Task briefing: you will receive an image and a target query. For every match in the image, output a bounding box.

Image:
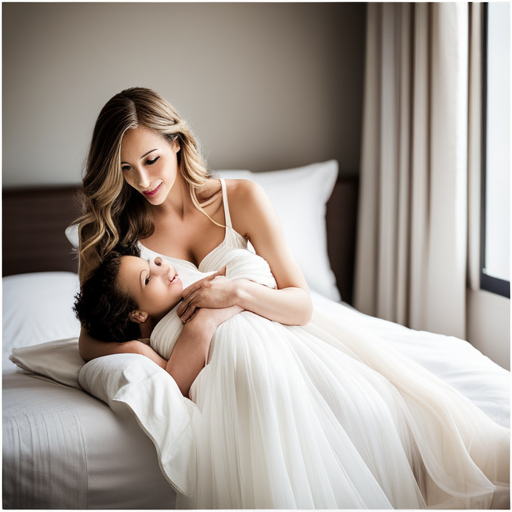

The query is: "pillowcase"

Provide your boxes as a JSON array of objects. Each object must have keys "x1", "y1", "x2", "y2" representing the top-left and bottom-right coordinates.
[
  {"x1": 3, "y1": 271, "x2": 81, "y2": 370},
  {"x1": 78, "y1": 354, "x2": 196, "y2": 496},
  {"x1": 10, "y1": 337, "x2": 83, "y2": 389},
  {"x1": 65, "y1": 161, "x2": 341, "y2": 301},
  {"x1": 217, "y1": 160, "x2": 340, "y2": 300}
]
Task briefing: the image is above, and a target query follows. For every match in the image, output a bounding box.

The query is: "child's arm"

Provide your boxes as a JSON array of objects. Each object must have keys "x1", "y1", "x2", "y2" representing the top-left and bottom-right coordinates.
[{"x1": 166, "y1": 305, "x2": 242, "y2": 397}]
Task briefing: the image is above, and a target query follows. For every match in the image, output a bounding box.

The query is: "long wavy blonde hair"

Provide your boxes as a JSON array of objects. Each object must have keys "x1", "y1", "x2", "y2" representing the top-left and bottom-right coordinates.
[{"x1": 76, "y1": 87, "x2": 212, "y2": 282}]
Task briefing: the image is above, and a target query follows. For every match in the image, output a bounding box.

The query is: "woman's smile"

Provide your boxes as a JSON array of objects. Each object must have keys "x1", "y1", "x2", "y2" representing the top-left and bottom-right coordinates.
[{"x1": 142, "y1": 181, "x2": 164, "y2": 196}]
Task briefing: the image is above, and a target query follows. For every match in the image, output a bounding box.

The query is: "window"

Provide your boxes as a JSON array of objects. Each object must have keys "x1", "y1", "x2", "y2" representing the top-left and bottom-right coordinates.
[{"x1": 481, "y1": 2, "x2": 510, "y2": 298}]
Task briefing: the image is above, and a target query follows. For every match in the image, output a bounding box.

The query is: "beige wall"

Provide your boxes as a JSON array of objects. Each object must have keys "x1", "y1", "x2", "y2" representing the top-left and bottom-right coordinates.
[
  {"x1": 467, "y1": 289, "x2": 510, "y2": 370},
  {"x1": 2, "y1": 2, "x2": 366, "y2": 187}
]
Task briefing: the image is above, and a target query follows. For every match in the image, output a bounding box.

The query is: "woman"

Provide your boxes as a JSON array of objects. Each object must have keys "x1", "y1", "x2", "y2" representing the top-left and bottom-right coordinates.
[
  {"x1": 77, "y1": 88, "x2": 509, "y2": 509},
  {"x1": 78, "y1": 87, "x2": 311, "y2": 392}
]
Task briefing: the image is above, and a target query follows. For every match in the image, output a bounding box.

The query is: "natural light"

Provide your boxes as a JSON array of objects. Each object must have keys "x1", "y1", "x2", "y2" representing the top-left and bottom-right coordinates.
[{"x1": 484, "y1": 2, "x2": 510, "y2": 282}]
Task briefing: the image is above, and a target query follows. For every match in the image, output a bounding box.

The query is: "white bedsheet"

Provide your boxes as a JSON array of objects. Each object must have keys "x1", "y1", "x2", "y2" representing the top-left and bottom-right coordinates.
[{"x1": 3, "y1": 370, "x2": 176, "y2": 509}]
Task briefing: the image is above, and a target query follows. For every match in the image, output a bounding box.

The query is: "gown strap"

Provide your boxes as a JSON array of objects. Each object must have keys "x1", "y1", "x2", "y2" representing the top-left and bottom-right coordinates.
[{"x1": 220, "y1": 178, "x2": 233, "y2": 229}]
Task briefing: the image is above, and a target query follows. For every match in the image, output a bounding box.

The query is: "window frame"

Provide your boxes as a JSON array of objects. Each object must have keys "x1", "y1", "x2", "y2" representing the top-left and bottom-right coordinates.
[{"x1": 480, "y1": 2, "x2": 510, "y2": 299}]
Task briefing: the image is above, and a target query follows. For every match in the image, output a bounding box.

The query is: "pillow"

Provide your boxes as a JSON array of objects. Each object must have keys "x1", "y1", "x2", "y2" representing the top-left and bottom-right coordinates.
[
  {"x1": 78, "y1": 354, "x2": 196, "y2": 496},
  {"x1": 65, "y1": 224, "x2": 79, "y2": 249},
  {"x1": 9, "y1": 337, "x2": 84, "y2": 389},
  {"x1": 65, "y1": 161, "x2": 340, "y2": 300},
  {"x1": 3, "y1": 272, "x2": 81, "y2": 369},
  {"x1": 217, "y1": 161, "x2": 340, "y2": 300}
]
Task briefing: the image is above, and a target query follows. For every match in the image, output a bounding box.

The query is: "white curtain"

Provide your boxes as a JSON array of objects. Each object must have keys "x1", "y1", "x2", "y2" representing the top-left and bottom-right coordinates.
[{"x1": 354, "y1": 3, "x2": 481, "y2": 340}]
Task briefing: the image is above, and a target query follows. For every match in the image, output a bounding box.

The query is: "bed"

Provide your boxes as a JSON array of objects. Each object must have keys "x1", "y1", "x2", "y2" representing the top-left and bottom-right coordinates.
[{"x1": 3, "y1": 161, "x2": 509, "y2": 509}]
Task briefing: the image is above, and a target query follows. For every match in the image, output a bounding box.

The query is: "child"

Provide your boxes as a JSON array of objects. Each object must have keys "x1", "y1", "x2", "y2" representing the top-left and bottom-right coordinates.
[
  {"x1": 73, "y1": 251, "x2": 180, "y2": 344},
  {"x1": 74, "y1": 248, "x2": 276, "y2": 354}
]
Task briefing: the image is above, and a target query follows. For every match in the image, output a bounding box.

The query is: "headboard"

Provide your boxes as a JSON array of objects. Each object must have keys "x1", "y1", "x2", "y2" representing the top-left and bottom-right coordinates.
[
  {"x1": 2, "y1": 178, "x2": 359, "y2": 304},
  {"x1": 2, "y1": 186, "x2": 81, "y2": 276}
]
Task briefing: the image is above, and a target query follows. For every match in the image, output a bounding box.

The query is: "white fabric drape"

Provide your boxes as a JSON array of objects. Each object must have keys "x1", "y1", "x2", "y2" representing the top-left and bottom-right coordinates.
[{"x1": 354, "y1": 3, "x2": 479, "y2": 339}]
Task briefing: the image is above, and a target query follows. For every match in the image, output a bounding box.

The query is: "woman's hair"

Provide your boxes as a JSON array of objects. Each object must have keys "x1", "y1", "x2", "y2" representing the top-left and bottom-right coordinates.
[
  {"x1": 73, "y1": 250, "x2": 142, "y2": 343},
  {"x1": 76, "y1": 87, "x2": 212, "y2": 282}
]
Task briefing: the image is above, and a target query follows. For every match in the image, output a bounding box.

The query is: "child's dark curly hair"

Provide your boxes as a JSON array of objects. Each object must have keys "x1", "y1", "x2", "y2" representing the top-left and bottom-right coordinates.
[{"x1": 74, "y1": 249, "x2": 141, "y2": 343}]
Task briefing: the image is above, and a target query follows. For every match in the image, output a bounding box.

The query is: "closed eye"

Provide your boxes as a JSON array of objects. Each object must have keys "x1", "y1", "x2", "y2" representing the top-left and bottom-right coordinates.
[
  {"x1": 122, "y1": 156, "x2": 158, "y2": 172},
  {"x1": 146, "y1": 156, "x2": 160, "y2": 166},
  {"x1": 144, "y1": 259, "x2": 151, "y2": 285}
]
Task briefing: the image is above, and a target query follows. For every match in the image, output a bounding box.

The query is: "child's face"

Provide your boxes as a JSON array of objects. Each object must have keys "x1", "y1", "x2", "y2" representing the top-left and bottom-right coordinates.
[{"x1": 118, "y1": 256, "x2": 183, "y2": 321}]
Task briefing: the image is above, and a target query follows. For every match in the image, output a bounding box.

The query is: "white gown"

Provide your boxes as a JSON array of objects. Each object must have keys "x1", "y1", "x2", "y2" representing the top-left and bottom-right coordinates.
[{"x1": 141, "y1": 180, "x2": 509, "y2": 509}]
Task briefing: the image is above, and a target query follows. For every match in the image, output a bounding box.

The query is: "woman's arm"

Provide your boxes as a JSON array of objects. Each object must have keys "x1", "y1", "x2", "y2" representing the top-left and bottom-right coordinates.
[
  {"x1": 79, "y1": 327, "x2": 168, "y2": 368},
  {"x1": 179, "y1": 277, "x2": 311, "y2": 326},
  {"x1": 178, "y1": 180, "x2": 313, "y2": 326}
]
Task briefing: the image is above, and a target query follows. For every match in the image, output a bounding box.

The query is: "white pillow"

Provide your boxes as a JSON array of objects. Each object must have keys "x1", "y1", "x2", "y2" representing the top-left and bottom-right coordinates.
[
  {"x1": 217, "y1": 160, "x2": 340, "y2": 300},
  {"x1": 10, "y1": 337, "x2": 83, "y2": 389},
  {"x1": 65, "y1": 161, "x2": 341, "y2": 301},
  {"x1": 3, "y1": 272, "x2": 81, "y2": 369},
  {"x1": 65, "y1": 224, "x2": 79, "y2": 249},
  {"x1": 78, "y1": 354, "x2": 196, "y2": 496}
]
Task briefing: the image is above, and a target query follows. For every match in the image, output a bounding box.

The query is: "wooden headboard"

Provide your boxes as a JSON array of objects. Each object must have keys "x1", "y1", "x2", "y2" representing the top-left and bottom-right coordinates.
[
  {"x1": 2, "y1": 186, "x2": 81, "y2": 276},
  {"x1": 2, "y1": 179, "x2": 359, "y2": 304},
  {"x1": 326, "y1": 177, "x2": 359, "y2": 305}
]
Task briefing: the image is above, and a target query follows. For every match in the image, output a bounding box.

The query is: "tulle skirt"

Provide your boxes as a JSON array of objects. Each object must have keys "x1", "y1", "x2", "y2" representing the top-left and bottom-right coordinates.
[{"x1": 178, "y1": 310, "x2": 509, "y2": 509}]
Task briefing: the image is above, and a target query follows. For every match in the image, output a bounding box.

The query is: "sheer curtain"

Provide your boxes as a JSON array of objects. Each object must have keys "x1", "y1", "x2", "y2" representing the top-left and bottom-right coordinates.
[{"x1": 354, "y1": 3, "x2": 480, "y2": 339}]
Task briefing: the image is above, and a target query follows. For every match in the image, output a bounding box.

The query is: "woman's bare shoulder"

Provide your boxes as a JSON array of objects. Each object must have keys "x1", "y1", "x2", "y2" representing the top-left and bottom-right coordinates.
[
  {"x1": 224, "y1": 179, "x2": 275, "y2": 236},
  {"x1": 224, "y1": 178, "x2": 265, "y2": 205}
]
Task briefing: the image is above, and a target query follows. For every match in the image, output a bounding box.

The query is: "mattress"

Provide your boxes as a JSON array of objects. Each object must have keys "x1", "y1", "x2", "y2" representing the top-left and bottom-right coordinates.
[{"x1": 3, "y1": 367, "x2": 177, "y2": 509}]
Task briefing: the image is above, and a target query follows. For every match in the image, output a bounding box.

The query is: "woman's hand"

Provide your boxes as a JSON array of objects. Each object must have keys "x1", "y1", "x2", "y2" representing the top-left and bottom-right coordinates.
[{"x1": 178, "y1": 266, "x2": 239, "y2": 323}]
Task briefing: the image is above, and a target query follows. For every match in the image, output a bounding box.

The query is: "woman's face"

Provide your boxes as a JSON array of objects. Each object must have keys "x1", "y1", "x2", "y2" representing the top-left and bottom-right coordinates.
[
  {"x1": 120, "y1": 126, "x2": 180, "y2": 205},
  {"x1": 118, "y1": 255, "x2": 183, "y2": 321}
]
